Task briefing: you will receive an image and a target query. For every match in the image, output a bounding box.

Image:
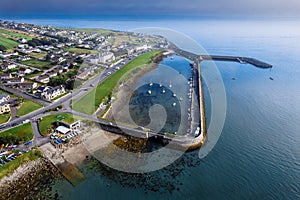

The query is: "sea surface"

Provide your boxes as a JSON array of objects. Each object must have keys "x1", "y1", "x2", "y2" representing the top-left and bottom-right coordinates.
[{"x1": 2, "y1": 17, "x2": 300, "y2": 199}]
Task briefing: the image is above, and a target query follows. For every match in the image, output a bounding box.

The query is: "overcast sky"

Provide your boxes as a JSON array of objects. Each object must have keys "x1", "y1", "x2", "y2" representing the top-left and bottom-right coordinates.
[{"x1": 1, "y1": 0, "x2": 300, "y2": 18}]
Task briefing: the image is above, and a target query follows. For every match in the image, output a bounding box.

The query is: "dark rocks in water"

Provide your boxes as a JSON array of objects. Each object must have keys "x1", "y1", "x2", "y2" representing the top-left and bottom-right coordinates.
[
  {"x1": 269, "y1": 77, "x2": 274, "y2": 80},
  {"x1": 232, "y1": 77, "x2": 236, "y2": 80}
]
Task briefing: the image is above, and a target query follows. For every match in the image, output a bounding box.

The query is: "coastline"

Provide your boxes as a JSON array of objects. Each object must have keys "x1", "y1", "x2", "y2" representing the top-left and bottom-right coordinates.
[
  {"x1": 0, "y1": 158, "x2": 61, "y2": 199},
  {"x1": 102, "y1": 51, "x2": 169, "y2": 120}
]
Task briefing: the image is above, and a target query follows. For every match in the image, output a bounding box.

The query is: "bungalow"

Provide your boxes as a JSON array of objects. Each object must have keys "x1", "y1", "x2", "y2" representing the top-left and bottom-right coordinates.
[
  {"x1": 0, "y1": 94, "x2": 10, "y2": 104},
  {"x1": 0, "y1": 73, "x2": 12, "y2": 80},
  {"x1": 7, "y1": 77, "x2": 24, "y2": 84},
  {"x1": 18, "y1": 82, "x2": 37, "y2": 91},
  {"x1": 19, "y1": 67, "x2": 32, "y2": 75},
  {"x1": 36, "y1": 75, "x2": 50, "y2": 83},
  {"x1": 0, "y1": 102, "x2": 10, "y2": 115}
]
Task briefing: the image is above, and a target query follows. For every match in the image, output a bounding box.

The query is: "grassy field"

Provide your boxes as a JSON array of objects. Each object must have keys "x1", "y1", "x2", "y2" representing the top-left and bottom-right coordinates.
[
  {"x1": 38, "y1": 113, "x2": 80, "y2": 136},
  {"x1": 0, "y1": 149, "x2": 41, "y2": 180},
  {"x1": 65, "y1": 47, "x2": 98, "y2": 55},
  {"x1": 70, "y1": 28, "x2": 116, "y2": 35},
  {"x1": 30, "y1": 51, "x2": 47, "y2": 59},
  {"x1": 0, "y1": 123, "x2": 34, "y2": 144},
  {"x1": 0, "y1": 36, "x2": 19, "y2": 50},
  {"x1": 73, "y1": 50, "x2": 162, "y2": 115},
  {"x1": 0, "y1": 113, "x2": 10, "y2": 124},
  {"x1": 0, "y1": 28, "x2": 33, "y2": 41},
  {"x1": 21, "y1": 58, "x2": 53, "y2": 70},
  {"x1": 18, "y1": 99, "x2": 43, "y2": 116}
]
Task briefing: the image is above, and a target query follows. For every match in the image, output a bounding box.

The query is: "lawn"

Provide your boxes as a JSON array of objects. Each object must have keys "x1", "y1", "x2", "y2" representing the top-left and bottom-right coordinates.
[
  {"x1": 0, "y1": 28, "x2": 33, "y2": 41},
  {"x1": 21, "y1": 58, "x2": 53, "y2": 70},
  {"x1": 70, "y1": 28, "x2": 116, "y2": 35},
  {"x1": 18, "y1": 99, "x2": 43, "y2": 116},
  {"x1": 66, "y1": 47, "x2": 98, "y2": 55},
  {"x1": 0, "y1": 149, "x2": 41, "y2": 180},
  {"x1": 38, "y1": 113, "x2": 81, "y2": 136},
  {"x1": 0, "y1": 113, "x2": 10, "y2": 124},
  {"x1": 0, "y1": 123, "x2": 34, "y2": 144},
  {"x1": 0, "y1": 36, "x2": 19, "y2": 50},
  {"x1": 73, "y1": 50, "x2": 163, "y2": 115}
]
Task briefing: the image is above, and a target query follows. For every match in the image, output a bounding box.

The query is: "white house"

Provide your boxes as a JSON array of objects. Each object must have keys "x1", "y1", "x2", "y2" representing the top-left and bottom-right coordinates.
[
  {"x1": 41, "y1": 85, "x2": 66, "y2": 101},
  {"x1": 0, "y1": 94, "x2": 10, "y2": 104}
]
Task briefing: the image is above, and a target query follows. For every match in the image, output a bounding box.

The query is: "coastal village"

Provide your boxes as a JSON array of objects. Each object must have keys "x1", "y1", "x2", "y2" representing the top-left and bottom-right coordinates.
[{"x1": 0, "y1": 19, "x2": 170, "y2": 187}]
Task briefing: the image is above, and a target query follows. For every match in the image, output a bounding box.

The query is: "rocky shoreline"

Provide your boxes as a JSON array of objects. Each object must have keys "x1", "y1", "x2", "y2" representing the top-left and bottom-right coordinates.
[{"x1": 0, "y1": 158, "x2": 62, "y2": 200}]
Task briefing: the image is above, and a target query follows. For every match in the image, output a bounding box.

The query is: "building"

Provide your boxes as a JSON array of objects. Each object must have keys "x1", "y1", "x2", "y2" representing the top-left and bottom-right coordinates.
[
  {"x1": 6, "y1": 77, "x2": 24, "y2": 84},
  {"x1": 0, "y1": 73, "x2": 12, "y2": 80},
  {"x1": 18, "y1": 82, "x2": 37, "y2": 91},
  {"x1": 60, "y1": 119, "x2": 81, "y2": 131},
  {"x1": 95, "y1": 52, "x2": 115, "y2": 64},
  {"x1": 55, "y1": 126, "x2": 71, "y2": 135},
  {"x1": 0, "y1": 102, "x2": 10, "y2": 114},
  {"x1": 41, "y1": 85, "x2": 66, "y2": 101},
  {"x1": 19, "y1": 67, "x2": 32, "y2": 75},
  {"x1": 36, "y1": 75, "x2": 50, "y2": 83},
  {"x1": 0, "y1": 94, "x2": 10, "y2": 104}
]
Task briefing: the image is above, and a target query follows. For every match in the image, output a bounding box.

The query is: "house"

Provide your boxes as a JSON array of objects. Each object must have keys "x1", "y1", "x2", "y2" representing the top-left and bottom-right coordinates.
[
  {"x1": 77, "y1": 71, "x2": 89, "y2": 80},
  {"x1": 6, "y1": 77, "x2": 24, "y2": 84},
  {"x1": 19, "y1": 67, "x2": 32, "y2": 75},
  {"x1": 36, "y1": 75, "x2": 50, "y2": 83},
  {"x1": 18, "y1": 82, "x2": 37, "y2": 91},
  {"x1": 0, "y1": 94, "x2": 10, "y2": 104},
  {"x1": 0, "y1": 102, "x2": 10, "y2": 114},
  {"x1": 41, "y1": 85, "x2": 66, "y2": 101},
  {"x1": 0, "y1": 73, "x2": 12, "y2": 80},
  {"x1": 46, "y1": 71, "x2": 58, "y2": 78},
  {"x1": 17, "y1": 38, "x2": 27, "y2": 44}
]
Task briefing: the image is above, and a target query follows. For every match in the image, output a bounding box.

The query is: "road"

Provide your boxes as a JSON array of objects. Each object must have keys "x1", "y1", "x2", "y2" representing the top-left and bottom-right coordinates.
[{"x1": 0, "y1": 85, "x2": 50, "y2": 106}]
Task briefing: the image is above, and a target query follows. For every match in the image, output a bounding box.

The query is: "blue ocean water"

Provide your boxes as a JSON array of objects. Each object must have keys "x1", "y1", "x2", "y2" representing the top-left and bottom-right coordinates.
[{"x1": 3, "y1": 17, "x2": 300, "y2": 199}]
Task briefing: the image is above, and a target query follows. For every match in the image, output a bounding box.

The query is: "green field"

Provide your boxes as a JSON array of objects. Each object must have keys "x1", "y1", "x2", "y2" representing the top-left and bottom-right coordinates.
[
  {"x1": 0, "y1": 149, "x2": 41, "y2": 180},
  {"x1": 21, "y1": 58, "x2": 53, "y2": 70},
  {"x1": 0, "y1": 123, "x2": 34, "y2": 144},
  {"x1": 18, "y1": 99, "x2": 43, "y2": 116},
  {"x1": 38, "y1": 113, "x2": 80, "y2": 136},
  {"x1": 66, "y1": 47, "x2": 98, "y2": 55},
  {"x1": 73, "y1": 50, "x2": 162, "y2": 115},
  {"x1": 0, "y1": 113, "x2": 10, "y2": 124},
  {"x1": 0, "y1": 28, "x2": 33, "y2": 41},
  {"x1": 70, "y1": 28, "x2": 116, "y2": 35},
  {"x1": 0, "y1": 36, "x2": 19, "y2": 50}
]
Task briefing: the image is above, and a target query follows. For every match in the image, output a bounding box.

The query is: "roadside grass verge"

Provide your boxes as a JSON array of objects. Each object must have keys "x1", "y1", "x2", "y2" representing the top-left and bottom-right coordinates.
[
  {"x1": 0, "y1": 123, "x2": 34, "y2": 144},
  {"x1": 72, "y1": 50, "x2": 163, "y2": 115},
  {"x1": 18, "y1": 99, "x2": 42, "y2": 116},
  {"x1": 0, "y1": 113, "x2": 10, "y2": 124}
]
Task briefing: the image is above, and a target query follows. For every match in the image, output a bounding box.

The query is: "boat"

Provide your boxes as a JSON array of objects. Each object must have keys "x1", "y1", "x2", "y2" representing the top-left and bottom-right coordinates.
[
  {"x1": 162, "y1": 88, "x2": 166, "y2": 94},
  {"x1": 172, "y1": 102, "x2": 176, "y2": 106},
  {"x1": 169, "y1": 80, "x2": 172, "y2": 88},
  {"x1": 232, "y1": 77, "x2": 236, "y2": 80},
  {"x1": 159, "y1": 82, "x2": 162, "y2": 87},
  {"x1": 180, "y1": 97, "x2": 183, "y2": 101},
  {"x1": 170, "y1": 56, "x2": 174, "y2": 60},
  {"x1": 269, "y1": 77, "x2": 274, "y2": 80},
  {"x1": 149, "y1": 80, "x2": 153, "y2": 87},
  {"x1": 173, "y1": 93, "x2": 176, "y2": 97},
  {"x1": 148, "y1": 90, "x2": 152, "y2": 95}
]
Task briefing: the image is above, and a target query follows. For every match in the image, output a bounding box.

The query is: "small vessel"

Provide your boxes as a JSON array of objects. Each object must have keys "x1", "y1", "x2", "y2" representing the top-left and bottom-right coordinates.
[
  {"x1": 148, "y1": 90, "x2": 152, "y2": 95},
  {"x1": 173, "y1": 93, "x2": 176, "y2": 97},
  {"x1": 170, "y1": 56, "x2": 174, "y2": 60},
  {"x1": 232, "y1": 77, "x2": 236, "y2": 80},
  {"x1": 269, "y1": 77, "x2": 274, "y2": 81},
  {"x1": 169, "y1": 80, "x2": 172, "y2": 88},
  {"x1": 180, "y1": 97, "x2": 183, "y2": 101},
  {"x1": 149, "y1": 81, "x2": 153, "y2": 87},
  {"x1": 159, "y1": 82, "x2": 162, "y2": 87},
  {"x1": 172, "y1": 102, "x2": 176, "y2": 106},
  {"x1": 162, "y1": 88, "x2": 166, "y2": 94}
]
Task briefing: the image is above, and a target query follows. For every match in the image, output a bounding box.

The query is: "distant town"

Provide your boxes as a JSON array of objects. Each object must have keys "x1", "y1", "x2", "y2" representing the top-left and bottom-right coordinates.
[{"x1": 0, "y1": 19, "x2": 170, "y2": 178}]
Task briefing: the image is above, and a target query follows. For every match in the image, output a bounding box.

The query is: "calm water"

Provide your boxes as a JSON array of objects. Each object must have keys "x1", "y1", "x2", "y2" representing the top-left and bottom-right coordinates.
[{"x1": 4, "y1": 18, "x2": 300, "y2": 199}]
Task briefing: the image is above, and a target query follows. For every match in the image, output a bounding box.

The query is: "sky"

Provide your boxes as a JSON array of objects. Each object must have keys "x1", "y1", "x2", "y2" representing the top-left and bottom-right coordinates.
[{"x1": 0, "y1": 0, "x2": 300, "y2": 18}]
